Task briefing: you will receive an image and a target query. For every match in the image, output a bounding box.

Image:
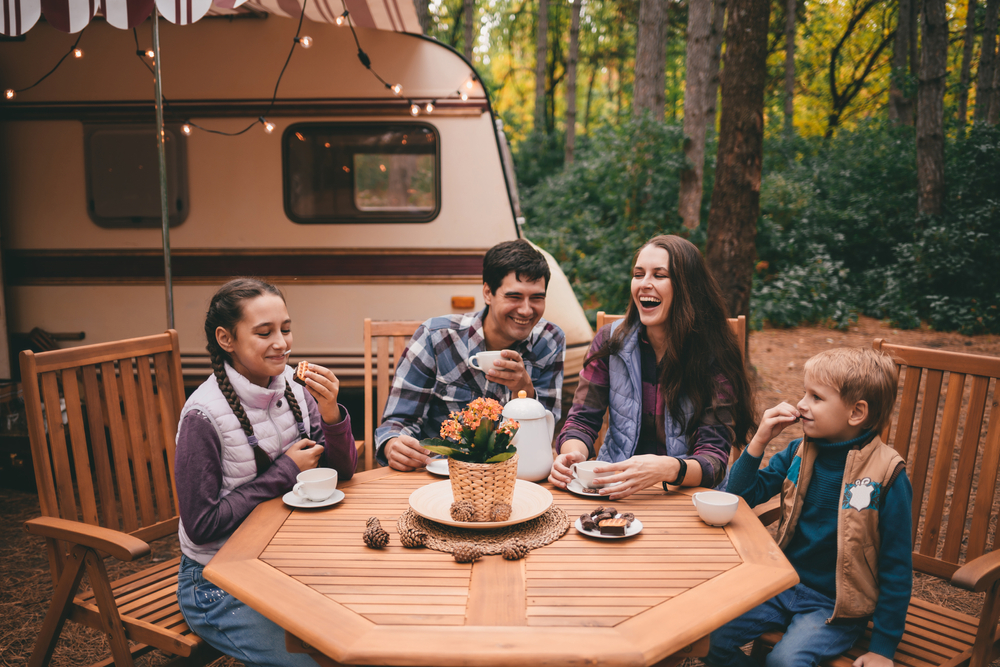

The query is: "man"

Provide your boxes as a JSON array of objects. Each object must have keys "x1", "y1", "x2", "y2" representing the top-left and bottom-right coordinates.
[{"x1": 376, "y1": 240, "x2": 565, "y2": 471}]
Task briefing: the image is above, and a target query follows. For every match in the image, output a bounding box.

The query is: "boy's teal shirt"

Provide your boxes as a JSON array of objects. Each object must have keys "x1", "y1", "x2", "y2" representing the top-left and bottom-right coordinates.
[{"x1": 727, "y1": 432, "x2": 913, "y2": 659}]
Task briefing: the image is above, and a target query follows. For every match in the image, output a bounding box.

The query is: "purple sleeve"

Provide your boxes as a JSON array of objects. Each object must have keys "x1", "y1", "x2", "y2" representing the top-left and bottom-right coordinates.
[
  {"x1": 175, "y1": 411, "x2": 300, "y2": 545},
  {"x1": 304, "y1": 392, "x2": 358, "y2": 481},
  {"x1": 555, "y1": 328, "x2": 611, "y2": 457},
  {"x1": 688, "y1": 421, "x2": 732, "y2": 488}
]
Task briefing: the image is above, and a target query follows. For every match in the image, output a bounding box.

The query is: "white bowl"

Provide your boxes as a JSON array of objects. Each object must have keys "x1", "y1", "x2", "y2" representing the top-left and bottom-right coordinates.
[{"x1": 692, "y1": 491, "x2": 739, "y2": 526}]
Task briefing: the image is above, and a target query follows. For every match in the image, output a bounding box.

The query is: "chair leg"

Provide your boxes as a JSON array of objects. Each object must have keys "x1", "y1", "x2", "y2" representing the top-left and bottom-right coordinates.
[
  {"x1": 28, "y1": 545, "x2": 89, "y2": 667},
  {"x1": 969, "y1": 578, "x2": 1000, "y2": 667},
  {"x1": 84, "y1": 549, "x2": 134, "y2": 667}
]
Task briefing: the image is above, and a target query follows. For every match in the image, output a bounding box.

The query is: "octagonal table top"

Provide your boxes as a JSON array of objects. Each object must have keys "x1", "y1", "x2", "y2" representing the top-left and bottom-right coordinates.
[{"x1": 205, "y1": 467, "x2": 798, "y2": 667}]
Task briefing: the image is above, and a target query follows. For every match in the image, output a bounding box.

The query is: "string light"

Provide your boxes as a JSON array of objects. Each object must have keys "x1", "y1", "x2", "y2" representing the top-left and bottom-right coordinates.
[
  {"x1": 145, "y1": 49, "x2": 155, "y2": 59},
  {"x1": 466, "y1": 79, "x2": 474, "y2": 89},
  {"x1": 296, "y1": 36, "x2": 313, "y2": 48},
  {"x1": 335, "y1": 11, "x2": 348, "y2": 25},
  {"x1": 425, "y1": 100, "x2": 435, "y2": 114},
  {"x1": 181, "y1": 124, "x2": 192, "y2": 136},
  {"x1": 4, "y1": 89, "x2": 14, "y2": 100},
  {"x1": 459, "y1": 89, "x2": 468, "y2": 101},
  {"x1": 2, "y1": 28, "x2": 86, "y2": 102},
  {"x1": 260, "y1": 116, "x2": 276, "y2": 134},
  {"x1": 391, "y1": 83, "x2": 403, "y2": 95},
  {"x1": 73, "y1": 48, "x2": 84, "y2": 59},
  {"x1": 410, "y1": 101, "x2": 420, "y2": 116}
]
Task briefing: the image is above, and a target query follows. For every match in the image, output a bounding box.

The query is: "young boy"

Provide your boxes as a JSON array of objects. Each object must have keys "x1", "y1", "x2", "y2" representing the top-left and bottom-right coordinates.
[{"x1": 705, "y1": 348, "x2": 912, "y2": 667}]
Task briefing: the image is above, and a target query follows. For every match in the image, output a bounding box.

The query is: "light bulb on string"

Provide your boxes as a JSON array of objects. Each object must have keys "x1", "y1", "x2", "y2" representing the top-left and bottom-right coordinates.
[
  {"x1": 73, "y1": 48, "x2": 84, "y2": 59},
  {"x1": 391, "y1": 83, "x2": 402, "y2": 96},
  {"x1": 182, "y1": 124, "x2": 192, "y2": 136},
  {"x1": 459, "y1": 89, "x2": 468, "y2": 101},
  {"x1": 145, "y1": 49, "x2": 155, "y2": 59},
  {"x1": 409, "y1": 102, "x2": 420, "y2": 117},
  {"x1": 335, "y1": 11, "x2": 348, "y2": 25},
  {"x1": 4, "y1": 89, "x2": 15, "y2": 100},
  {"x1": 465, "y1": 79, "x2": 474, "y2": 90},
  {"x1": 297, "y1": 36, "x2": 313, "y2": 48},
  {"x1": 425, "y1": 101, "x2": 435, "y2": 114},
  {"x1": 260, "y1": 116, "x2": 275, "y2": 134}
]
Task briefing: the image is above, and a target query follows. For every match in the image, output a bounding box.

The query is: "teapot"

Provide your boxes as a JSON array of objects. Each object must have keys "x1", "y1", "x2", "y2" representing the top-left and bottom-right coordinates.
[{"x1": 502, "y1": 390, "x2": 555, "y2": 481}]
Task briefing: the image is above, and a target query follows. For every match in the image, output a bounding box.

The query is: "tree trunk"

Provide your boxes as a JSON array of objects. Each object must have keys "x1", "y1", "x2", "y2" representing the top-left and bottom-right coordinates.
[
  {"x1": 565, "y1": 0, "x2": 583, "y2": 164},
  {"x1": 889, "y1": 0, "x2": 916, "y2": 124},
  {"x1": 464, "y1": 0, "x2": 474, "y2": 61},
  {"x1": 679, "y1": 0, "x2": 713, "y2": 229},
  {"x1": 957, "y1": 0, "x2": 979, "y2": 129},
  {"x1": 784, "y1": 0, "x2": 796, "y2": 134},
  {"x1": 917, "y1": 0, "x2": 948, "y2": 216},
  {"x1": 975, "y1": 0, "x2": 1000, "y2": 122},
  {"x1": 706, "y1": 0, "x2": 771, "y2": 318},
  {"x1": 991, "y1": 54, "x2": 1000, "y2": 123},
  {"x1": 634, "y1": 0, "x2": 668, "y2": 118},
  {"x1": 706, "y1": 0, "x2": 726, "y2": 140},
  {"x1": 412, "y1": 0, "x2": 430, "y2": 34},
  {"x1": 584, "y1": 65, "x2": 596, "y2": 132},
  {"x1": 535, "y1": 0, "x2": 549, "y2": 133}
]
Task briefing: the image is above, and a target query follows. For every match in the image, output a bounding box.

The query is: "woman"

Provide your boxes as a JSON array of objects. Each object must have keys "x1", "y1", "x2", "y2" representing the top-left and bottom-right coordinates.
[{"x1": 549, "y1": 235, "x2": 755, "y2": 499}]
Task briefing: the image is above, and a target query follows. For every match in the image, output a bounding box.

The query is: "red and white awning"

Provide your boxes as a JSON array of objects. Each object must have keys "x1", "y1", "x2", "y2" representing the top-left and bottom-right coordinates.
[{"x1": 1, "y1": 0, "x2": 420, "y2": 36}]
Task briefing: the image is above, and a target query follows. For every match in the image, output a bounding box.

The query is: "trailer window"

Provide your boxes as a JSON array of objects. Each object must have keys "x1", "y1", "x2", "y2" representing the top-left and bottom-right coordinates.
[{"x1": 283, "y1": 123, "x2": 440, "y2": 224}]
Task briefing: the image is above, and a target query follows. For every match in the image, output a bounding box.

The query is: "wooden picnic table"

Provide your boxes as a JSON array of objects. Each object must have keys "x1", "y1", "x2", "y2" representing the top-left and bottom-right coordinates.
[{"x1": 205, "y1": 467, "x2": 798, "y2": 667}]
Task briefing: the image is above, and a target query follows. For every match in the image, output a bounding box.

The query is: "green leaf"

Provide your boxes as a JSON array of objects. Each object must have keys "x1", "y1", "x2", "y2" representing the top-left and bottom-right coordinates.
[
  {"x1": 484, "y1": 451, "x2": 516, "y2": 463},
  {"x1": 473, "y1": 418, "x2": 493, "y2": 448},
  {"x1": 422, "y1": 444, "x2": 463, "y2": 458}
]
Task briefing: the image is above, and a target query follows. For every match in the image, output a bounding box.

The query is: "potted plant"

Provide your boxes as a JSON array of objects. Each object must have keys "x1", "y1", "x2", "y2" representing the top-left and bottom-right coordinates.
[{"x1": 420, "y1": 397, "x2": 520, "y2": 522}]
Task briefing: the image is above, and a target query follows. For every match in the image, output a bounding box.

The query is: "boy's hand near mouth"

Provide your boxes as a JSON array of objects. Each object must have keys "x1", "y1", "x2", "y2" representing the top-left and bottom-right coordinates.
[{"x1": 745, "y1": 402, "x2": 801, "y2": 457}]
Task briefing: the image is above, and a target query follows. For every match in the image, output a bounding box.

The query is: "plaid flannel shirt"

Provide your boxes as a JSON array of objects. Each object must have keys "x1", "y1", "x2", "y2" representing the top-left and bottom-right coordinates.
[{"x1": 375, "y1": 309, "x2": 565, "y2": 466}]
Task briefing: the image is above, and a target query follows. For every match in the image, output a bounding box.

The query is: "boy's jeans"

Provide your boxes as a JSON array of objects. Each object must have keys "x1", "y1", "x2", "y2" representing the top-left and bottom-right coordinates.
[
  {"x1": 177, "y1": 555, "x2": 318, "y2": 667},
  {"x1": 704, "y1": 583, "x2": 866, "y2": 667}
]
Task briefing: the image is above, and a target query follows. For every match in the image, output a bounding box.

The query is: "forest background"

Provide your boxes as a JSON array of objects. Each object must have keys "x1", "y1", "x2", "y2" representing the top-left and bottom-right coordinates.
[{"x1": 415, "y1": 0, "x2": 999, "y2": 335}]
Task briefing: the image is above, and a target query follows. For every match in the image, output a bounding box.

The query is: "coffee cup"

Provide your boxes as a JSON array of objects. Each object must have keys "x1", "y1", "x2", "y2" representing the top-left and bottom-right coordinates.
[
  {"x1": 292, "y1": 468, "x2": 338, "y2": 502},
  {"x1": 691, "y1": 491, "x2": 739, "y2": 526},
  {"x1": 570, "y1": 460, "x2": 604, "y2": 488},
  {"x1": 469, "y1": 350, "x2": 504, "y2": 372}
]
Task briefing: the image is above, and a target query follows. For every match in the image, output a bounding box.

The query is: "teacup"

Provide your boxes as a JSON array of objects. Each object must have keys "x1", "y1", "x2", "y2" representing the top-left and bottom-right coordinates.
[
  {"x1": 691, "y1": 491, "x2": 739, "y2": 526},
  {"x1": 570, "y1": 460, "x2": 605, "y2": 488},
  {"x1": 292, "y1": 468, "x2": 338, "y2": 502},
  {"x1": 469, "y1": 350, "x2": 504, "y2": 372}
]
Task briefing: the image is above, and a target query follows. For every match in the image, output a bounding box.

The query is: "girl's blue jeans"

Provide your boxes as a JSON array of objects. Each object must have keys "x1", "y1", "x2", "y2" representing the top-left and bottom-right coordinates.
[
  {"x1": 177, "y1": 555, "x2": 318, "y2": 667},
  {"x1": 703, "y1": 583, "x2": 866, "y2": 667}
]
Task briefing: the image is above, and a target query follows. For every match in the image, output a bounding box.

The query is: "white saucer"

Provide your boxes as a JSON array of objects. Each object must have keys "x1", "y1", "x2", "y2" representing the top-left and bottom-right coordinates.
[
  {"x1": 566, "y1": 478, "x2": 607, "y2": 497},
  {"x1": 282, "y1": 489, "x2": 345, "y2": 509},
  {"x1": 425, "y1": 459, "x2": 450, "y2": 477},
  {"x1": 574, "y1": 516, "x2": 643, "y2": 539}
]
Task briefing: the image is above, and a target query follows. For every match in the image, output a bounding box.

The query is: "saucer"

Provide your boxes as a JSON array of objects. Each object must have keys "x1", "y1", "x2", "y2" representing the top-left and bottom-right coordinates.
[
  {"x1": 282, "y1": 489, "x2": 345, "y2": 509},
  {"x1": 425, "y1": 459, "x2": 450, "y2": 477},
  {"x1": 408, "y1": 479, "x2": 552, "y2": 529},
  {"x1": 574, "y1": 516, "x2": 643, "y2": 539},
  {"x1": 566, "y1": 478, "x2": 607, "y2": 497}
]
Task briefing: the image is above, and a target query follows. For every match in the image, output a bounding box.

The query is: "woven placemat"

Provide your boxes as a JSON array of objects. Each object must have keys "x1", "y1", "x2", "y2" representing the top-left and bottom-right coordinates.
[{"x1": 396, "y1": 505, "x2": 570, "y2": 556}]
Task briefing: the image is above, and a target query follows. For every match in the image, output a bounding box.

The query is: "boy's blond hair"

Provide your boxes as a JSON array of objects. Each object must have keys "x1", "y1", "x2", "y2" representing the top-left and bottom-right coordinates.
[{"x1": 803, "y1": 347, "x2": 899, "y2": 434}]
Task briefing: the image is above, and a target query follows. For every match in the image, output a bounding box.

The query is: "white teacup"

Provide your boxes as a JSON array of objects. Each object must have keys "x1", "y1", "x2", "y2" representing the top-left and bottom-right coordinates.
[
  {"x1": 469, "y1": 350, "x2": 504, "y2": 372},
  {"x1": 570, "y1": 460, "x2": 604, "y2": 488},
  {"x1": 293, "y1": 468, "x2": 338, "y2": 502},
  {"x1": 692, "y1": 491, "x2": 739, "y2": 526}
]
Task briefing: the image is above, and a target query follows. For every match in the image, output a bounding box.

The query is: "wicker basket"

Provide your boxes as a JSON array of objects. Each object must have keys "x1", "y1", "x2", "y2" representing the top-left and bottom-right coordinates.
[{"x1": 448, "y1": 453, "x2": 519, "y2": 522}]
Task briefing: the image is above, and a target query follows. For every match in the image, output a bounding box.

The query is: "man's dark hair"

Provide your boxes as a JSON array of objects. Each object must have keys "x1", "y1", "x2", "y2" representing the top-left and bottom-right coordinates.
[{"x1": 482, "y1": 239, "x2": 551, "y2": 294}]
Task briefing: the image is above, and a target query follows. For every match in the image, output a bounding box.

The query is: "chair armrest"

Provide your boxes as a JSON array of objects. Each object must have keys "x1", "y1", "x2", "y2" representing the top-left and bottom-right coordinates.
[
  {"x1": 754, "y1": 496, "x2": 781, "y2": 526},
  {"x1": 951, "y1": 549, "x2": 1000, "y2": 593},
  {"x1": 24, "y1": 516, "x2": 151, "y2": 562}
]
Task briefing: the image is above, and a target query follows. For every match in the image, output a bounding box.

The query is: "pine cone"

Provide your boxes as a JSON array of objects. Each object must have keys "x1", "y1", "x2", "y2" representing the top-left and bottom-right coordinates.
[
  {"x1": 502, "y1": 539, "x2": 529, "y2": 560},
  {"x1": 367, "y1": 516, "x2": 382, "y2": 529},
  {"x1": 399, "y1": 527, "x2": 428, "y2": 548},
  {"x1": 363, "y1": 517, "x2": 389, "y2": 548},
  {"x1": 490, "y1": 503, "x2": 512, "y2": 522},
  {"x1": 452, "y1": 543, "x2": 482, "y2": 563},
  {"x1": 450, "y1": 500, "x2": 475, "y2": 522}
]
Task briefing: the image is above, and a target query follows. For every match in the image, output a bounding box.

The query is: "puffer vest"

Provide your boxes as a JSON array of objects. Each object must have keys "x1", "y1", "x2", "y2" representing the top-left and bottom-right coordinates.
[
  {"x1": 597, "y1": 320, "x2": 710, "y2": 480},
  {"x1": 775, "y1": 434, "x2": 906, "y2": 622},
  {"x1": 178, "y1": 363, "x2": 310, "y2": 564}
]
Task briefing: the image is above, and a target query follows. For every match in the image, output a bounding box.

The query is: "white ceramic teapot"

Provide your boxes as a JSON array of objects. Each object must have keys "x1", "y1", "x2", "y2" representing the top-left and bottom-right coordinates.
[{"x1": 502, "y1": 390, "x2": 555, "y2": 481}]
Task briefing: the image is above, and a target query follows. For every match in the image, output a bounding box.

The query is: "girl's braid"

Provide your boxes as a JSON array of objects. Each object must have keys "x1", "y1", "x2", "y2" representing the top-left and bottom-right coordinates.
[
  {"x1": 209, "y1": 348, "x2": 255, "y2": 440},
  {"x1": 283, "y1": 381, "x2": 304, "y2": 425}
]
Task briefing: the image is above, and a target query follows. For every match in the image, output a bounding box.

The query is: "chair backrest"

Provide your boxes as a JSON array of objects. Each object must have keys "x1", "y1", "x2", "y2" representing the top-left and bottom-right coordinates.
[
  {"x1": 362, "y1": 319, "x2": 421, "y2": 470},
  {"x1": 873, "y1": 339, "x2": 1000, "y2": 579},
  {"x1": 20, "y1": 331, "x2": 186, "y2": 573},
  {"x1": 595, "y1": 312, "x2": 747, "y2": 360}
]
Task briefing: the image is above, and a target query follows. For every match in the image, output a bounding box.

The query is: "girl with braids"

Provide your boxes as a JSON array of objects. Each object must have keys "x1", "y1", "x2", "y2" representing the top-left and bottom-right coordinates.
[
  {"x1": 175, "y1": 278, "x2": 356, "y2": 667},
  {"x1": 548, "y1": 235, "x2": 755, "y2": 499}
]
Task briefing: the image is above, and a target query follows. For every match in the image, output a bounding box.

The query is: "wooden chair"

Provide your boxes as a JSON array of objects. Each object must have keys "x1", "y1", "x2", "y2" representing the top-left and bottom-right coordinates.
[
  {"x1": 362, "y1": 319, "x2": 421, "y2": 470},
  {"x1": 20, "y1": 330, "x2": 218, "y2": 667},
  {"x1": 753, "y1": 340, "x2": 1000, "y2": 667},
  {"x1": 591, "y1": 312, "x2": 747, "y2": 457}
]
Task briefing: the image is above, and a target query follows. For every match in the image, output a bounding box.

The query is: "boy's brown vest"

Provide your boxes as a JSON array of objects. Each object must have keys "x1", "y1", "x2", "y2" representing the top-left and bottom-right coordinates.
[{"x1": 774, "y1": 435, "x2": 906, "y2": 622}]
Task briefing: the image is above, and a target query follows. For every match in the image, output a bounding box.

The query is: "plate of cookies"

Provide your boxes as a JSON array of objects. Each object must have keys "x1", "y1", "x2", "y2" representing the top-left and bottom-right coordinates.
[{"x1": 575, "y1": 506, "x2": 642, "y2": 539}]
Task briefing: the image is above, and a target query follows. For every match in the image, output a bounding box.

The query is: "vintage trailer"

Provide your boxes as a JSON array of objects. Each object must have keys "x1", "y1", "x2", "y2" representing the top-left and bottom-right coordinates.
[{"x1": 0, "y1": 11, "x2": 592, "y2": 402}]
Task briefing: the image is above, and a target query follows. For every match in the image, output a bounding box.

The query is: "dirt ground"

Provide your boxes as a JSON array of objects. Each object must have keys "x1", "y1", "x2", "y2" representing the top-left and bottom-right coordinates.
[{"x1": 1, "y1": 316, "x2": 998, "y2": 667}]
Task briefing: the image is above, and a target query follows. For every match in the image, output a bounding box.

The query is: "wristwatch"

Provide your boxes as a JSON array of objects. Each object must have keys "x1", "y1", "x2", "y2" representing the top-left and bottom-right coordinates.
[{"x1": 662, "y1": 457, "x2": 687, "y2": 491}]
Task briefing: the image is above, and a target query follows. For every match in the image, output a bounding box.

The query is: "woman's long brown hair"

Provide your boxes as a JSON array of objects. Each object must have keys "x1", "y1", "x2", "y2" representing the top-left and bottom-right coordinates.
[{"x1": 588, "y1": 235, "x2": 756, "y2": 448}]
